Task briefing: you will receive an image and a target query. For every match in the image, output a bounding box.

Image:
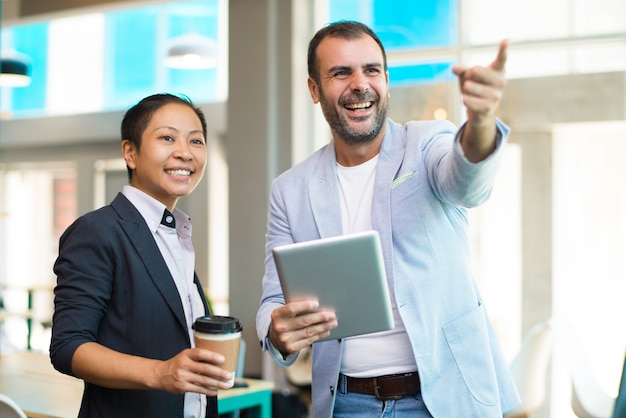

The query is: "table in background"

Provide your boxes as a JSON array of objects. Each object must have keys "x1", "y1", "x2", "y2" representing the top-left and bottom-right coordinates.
[
  {"x1": 218, "y1": 378, "x2": 273, "y2": 418},
  {"x1": 0, "y1": 351, "x2": 273, "y2": 418},
  {"x1": 0, "y1": 351, "x2": 82, "y2": 418}
]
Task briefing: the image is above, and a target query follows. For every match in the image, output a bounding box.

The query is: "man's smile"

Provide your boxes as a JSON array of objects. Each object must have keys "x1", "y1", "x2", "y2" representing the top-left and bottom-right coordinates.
[{"x1": 344, "y1": 101, "x2": 374, "y2": 111}]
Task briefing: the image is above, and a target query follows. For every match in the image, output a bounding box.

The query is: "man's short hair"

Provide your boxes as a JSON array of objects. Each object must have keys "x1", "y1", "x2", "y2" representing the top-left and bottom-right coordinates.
[{"x1": 307, "y1": 20, "x2": 388, "y2": 85}]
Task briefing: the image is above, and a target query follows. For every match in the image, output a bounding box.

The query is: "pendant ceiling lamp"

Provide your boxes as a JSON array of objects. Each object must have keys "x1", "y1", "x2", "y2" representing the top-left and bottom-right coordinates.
[
  {"x1": 0, "y1": 51, "x2": 32, "y2": 88},
  {"x1": 165, "y1": 33, "x2": 217, "y2": 70}
]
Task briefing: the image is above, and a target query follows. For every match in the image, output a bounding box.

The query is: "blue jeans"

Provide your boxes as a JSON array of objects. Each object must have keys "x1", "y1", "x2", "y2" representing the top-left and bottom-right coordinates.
[{"x1": 332, "y1": 375, "x2": 433, "y2": 418}]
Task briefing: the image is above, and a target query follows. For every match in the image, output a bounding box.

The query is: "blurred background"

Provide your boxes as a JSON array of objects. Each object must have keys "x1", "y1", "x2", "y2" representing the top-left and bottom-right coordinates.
[{"x1": 1, "y1": 1, "x2": 625, "y2": 417}]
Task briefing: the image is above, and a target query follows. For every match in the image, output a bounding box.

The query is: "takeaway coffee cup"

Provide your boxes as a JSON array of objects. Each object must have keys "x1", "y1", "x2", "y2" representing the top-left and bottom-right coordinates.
[{"x1": 193, "y1": 315, "x2": 243, "y2": 386}]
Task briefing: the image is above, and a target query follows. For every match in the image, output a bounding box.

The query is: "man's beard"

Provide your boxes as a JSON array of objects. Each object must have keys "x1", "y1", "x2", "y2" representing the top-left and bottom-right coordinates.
[{"x1": 318, "y1": 89, "x2": 388, "y2": 146}]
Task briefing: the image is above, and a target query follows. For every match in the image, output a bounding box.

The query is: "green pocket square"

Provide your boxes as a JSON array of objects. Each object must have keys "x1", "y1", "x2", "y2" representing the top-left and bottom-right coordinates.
[{"x1": 391, "y1": 172, "x2": 414, "y2": 188}]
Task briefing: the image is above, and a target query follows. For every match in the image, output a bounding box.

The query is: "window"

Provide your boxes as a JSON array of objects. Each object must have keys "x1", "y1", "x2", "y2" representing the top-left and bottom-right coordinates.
[
  {"x1": 0, "y1": 163, "x2": 77, "y2": 351},
  {"x1": 0, "y1": 0, "x2": 227, "y2": 118}
]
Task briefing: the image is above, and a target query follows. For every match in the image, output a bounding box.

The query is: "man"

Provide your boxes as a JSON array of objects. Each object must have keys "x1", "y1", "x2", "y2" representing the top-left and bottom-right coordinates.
[
  {"x1": 50, "y1": 93, "x2": 233, "y2": 417},
  {"x1": 256, "y1": 20, "x2": 519, "y2": 417}
]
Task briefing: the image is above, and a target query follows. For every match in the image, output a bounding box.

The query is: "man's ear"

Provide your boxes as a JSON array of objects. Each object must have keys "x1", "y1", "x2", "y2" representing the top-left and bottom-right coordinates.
[
  {"x1": 121, "y1": 140, "x2": 137, "y2": 171},
  {"x1": 386, "y1": 70, "x2": 390, "y2": 98},
  {"x1": 307, "y1": 77, "x2": 320, "y2": 104}
]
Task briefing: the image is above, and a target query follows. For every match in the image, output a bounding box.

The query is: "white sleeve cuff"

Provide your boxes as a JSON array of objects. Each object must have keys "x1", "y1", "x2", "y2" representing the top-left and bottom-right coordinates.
[{"x1": 265, "y1": 335, "x2": 299, "y2": 367}]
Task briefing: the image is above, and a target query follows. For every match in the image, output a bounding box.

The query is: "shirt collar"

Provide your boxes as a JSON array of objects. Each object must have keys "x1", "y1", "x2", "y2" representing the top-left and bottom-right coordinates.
[{"x1": 121, "y1": 185, "x2": 192, "y2": 236}]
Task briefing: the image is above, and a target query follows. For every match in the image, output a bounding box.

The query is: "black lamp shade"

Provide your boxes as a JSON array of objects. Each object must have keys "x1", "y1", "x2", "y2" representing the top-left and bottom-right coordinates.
[
  {"x1": 1, "y1": 57, "x2": 30, "y2": 76},
  {"x1": 0, "y1": 56, "x2": 32, "y2": 87}
]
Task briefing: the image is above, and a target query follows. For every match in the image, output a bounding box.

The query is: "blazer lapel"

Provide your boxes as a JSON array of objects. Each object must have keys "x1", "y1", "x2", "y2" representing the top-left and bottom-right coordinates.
[
  {"x1": 372, "y1": 121, "x2": 407, "y2": 229},
  {"x1": 371, "y1": 121, "x2": 407, "y2": 292},
  {"x1": 111, "y1": 194, "x2": 189, "y2": 333},
  {"x1": 309, "y1": 144, "x2": 344, "y2": 239}
]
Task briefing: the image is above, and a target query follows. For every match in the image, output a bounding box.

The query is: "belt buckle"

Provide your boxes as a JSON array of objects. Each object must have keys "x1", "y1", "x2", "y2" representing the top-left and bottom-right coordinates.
[{"x1": 372, "y1": 377, "x2": 403, "y2": 401}]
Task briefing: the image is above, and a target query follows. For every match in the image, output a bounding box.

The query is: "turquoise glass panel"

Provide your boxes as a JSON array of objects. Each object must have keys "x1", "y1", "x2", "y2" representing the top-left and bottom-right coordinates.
[
  {"x1": 373, "y1": 0, "x2": 457, "y2": 49},
  {"x1": 330, "y1": 0, "x2": 458, "y2": 50},
  {"x1": 165, "y1": 1, "x2": 219, "y2": 39},
  {"x1": 329, "y1": 0, "x2": 373, "y2": 24},
  {"x1": 5, "y1": 22, "x2": 48, "y2": 116},
  {"x1": 105, "y1": 6, "x2": 160, "y2": 110},
  {"x1": 388, "y1": 62, "x2": 454, "y2": 87},
  {"x1": 166, "y1": 67, "x2": 218, "y2": 103}
]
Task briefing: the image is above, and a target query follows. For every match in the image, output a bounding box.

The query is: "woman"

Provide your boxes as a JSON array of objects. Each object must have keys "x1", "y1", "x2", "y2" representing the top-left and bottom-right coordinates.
[{"x1": 50, "y1": 93, "x2": 232, "y2": 418}]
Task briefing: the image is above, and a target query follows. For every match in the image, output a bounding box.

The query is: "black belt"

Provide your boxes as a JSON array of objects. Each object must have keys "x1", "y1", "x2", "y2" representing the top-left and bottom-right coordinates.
[{"x1": 343, "y1": 372, "x2": 421, "y2": 400}]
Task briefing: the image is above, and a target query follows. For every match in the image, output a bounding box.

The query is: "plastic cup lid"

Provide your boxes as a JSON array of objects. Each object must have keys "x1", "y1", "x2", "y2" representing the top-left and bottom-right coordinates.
[{"x1": 193, "y1": 315, "x2": 243, "y2": 334}]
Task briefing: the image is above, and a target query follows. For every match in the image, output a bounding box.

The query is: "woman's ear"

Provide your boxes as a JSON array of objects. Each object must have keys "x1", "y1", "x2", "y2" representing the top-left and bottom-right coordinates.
[{"x1": 121, "y1": 140, "x2": 137, "y2": 171}]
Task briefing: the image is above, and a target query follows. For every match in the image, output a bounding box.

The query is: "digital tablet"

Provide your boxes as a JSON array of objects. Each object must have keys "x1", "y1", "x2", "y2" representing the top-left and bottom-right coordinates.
[{"x1": 272, "y1": 230, "x2": 394, "y2": 342}]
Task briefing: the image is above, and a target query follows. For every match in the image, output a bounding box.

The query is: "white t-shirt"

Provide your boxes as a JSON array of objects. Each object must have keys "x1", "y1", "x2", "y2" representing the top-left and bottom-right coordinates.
[{"x1": 336, "y1": 156, "x2": 418, "y2": 377}]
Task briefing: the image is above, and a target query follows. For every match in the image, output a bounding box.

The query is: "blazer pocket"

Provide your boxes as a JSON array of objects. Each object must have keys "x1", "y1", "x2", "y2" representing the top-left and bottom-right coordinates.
[
  {"x1": 390, "y1": 172, "x2": 423, "y2": 203},
  {"x1": 442, "y1": 304, "x2": 498, "y2": 406}
]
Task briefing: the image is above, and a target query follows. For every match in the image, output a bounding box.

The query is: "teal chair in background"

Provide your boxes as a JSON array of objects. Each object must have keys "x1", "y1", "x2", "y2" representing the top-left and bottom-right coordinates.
[
  {"x1": 504, "y1": 321, "x2": 554, "y2": 418},
  {"x1": 613, "y1": 354, "x2": 626, "y2": 418},
  {"x1": 551, "y1": 319, "x2": 616, "y2": 418}
]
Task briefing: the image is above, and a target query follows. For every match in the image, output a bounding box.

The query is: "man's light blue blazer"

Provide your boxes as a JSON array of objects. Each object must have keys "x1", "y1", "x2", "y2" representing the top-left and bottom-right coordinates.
[{"x1": 257, "y1": 119, "x2": 521, "y2": 417}]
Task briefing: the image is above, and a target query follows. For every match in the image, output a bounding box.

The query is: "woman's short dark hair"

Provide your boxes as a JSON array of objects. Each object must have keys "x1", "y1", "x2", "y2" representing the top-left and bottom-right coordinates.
[
  {"x1": 307, "y1": 20, "x2": 388, "y2": 86},
  {"x1": 121, "y1": 93, "x2": 207, "y2": 181}
]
